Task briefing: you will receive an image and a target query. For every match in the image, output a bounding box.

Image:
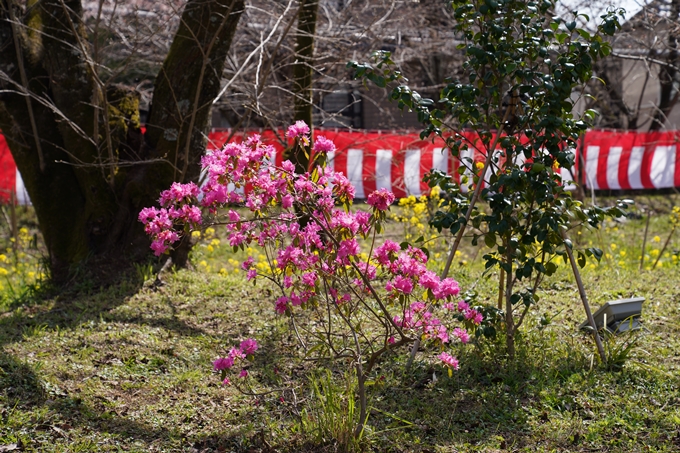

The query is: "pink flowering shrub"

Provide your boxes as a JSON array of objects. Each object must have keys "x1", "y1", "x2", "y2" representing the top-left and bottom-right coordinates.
[
  {"x1": 213, "y1": 338, "x2": 258, "y2": 386},
  {"x1": 140, "y1": 123, "x2": 481, "y2": 431}
]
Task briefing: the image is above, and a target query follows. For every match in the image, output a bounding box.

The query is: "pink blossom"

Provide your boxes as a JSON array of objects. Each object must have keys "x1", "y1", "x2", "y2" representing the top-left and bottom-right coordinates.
[
  {"x1": 332, "y1": 173, "x2": 355, "y2": 200},
  {"x1": 228, "y1": 210, "x2": 240, "y2": 222},
  {"x1": 434, "y1": 278, "x2": 460, "y2": 299},
  {"x1": 239, "y1": 369, "x2": 249, "y2": 378},
  {"x1": 281, "y1": 194, "x2": 293, "y2": 209},
  {"x1": 453, "y1": 327, "x2": 470, "y2": 344},
  {"x1": 457, "y1": 300, "x2": 469, "y2": 312},
  {"x1": 313, "y1": 136, "x2": 336, "y2": 154},
  {"x1": 222, "y1": 377, "x2": 231, "y2": 386},
  {"x1": 247, "y1": 269, "x2": 257, "y2": 280},
  {"x1": 366, "y1": 188, "x2": 395, "y2": 211},
  {"x1": 387, "y1": 336, "x2": 396, "y2": 344},
  {"x1": 229, "y1": 347, "x2": 245, "y2": 360},
  {"x1": 337, "y1": 238, "x2": 360, "y2": 262},
  {"x1": 374, "y1": 240, "x2": 400, "y2": 265},
  {"x1": 242, "y1": 257, "x2": 254, "y2": 270},
  {"x1": 275, "y1": 296, "x2": 289, "y2": 314},
  {"x1": 228, "y1": 232, "x2": 246, "y2": 247},
  {"x1": 150, "y1": 239, "x2": 168, "y2": 256},
  {"x1": 301, "y1": 272, "x2": 318, "y2": 286},
  {"x1": 213, "y1": 356, "x2": 234, "y2": 371},
  {"x1": 355, "y1": 262, "x2": 377, "y2": 280},
  {"x1": 391, "y1": 276, "x2": 413, "y2": 294},
  {"x1": 239, "y1": 338, "x2": 258, "y2": 355},
  {"x1": 434, "y1": 325, "x2": 449, "y2": 343},
  {"x1": 464, "y1": 308, "x2": 483, "y2": 325},
  {"x1": 473, "y1": 311, "x2": 483, "y2": 325},
  {"x1": 159, "y1": 182, "x2": 200, "y2": 206},
  {"x1": 419, "y1": 271, "x2": 440, "y2": 290},
  {"x1": 138, "y1": 207, "x2": 159, "y2": 224},
  {"x1": 286, "y1": 120, "x2": 310, "y2": 139},
  {"x1": 438, "y1": 352, "x2": 460, "y2": 370}
]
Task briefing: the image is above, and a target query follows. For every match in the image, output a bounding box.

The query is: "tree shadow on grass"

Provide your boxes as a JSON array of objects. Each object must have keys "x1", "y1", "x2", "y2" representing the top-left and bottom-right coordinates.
[
  {"x1": 367, "y1": 342, "x2": 592, "y2": 450},
  {"x1": 0, "y1": 351, "x2": 257, "y2": 451},
  {"x1": 0, "y1": 273, "x2": 209, "y2": 348}
]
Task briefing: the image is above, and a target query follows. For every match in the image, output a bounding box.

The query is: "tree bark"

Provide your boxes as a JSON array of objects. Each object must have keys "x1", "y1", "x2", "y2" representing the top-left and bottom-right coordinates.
[
  {"x1": 0, "y1": 0, "x2": 245, "y2": 282},
  {"x1": 290, "y1": 0, "x2": 319, "y2": 174},
  {"x1": 649, "y1": 0, "x2": 680, "y2": 131}
]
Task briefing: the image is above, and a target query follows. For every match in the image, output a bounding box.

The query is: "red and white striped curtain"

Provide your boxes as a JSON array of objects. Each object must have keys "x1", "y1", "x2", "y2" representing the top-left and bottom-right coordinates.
[
  {"x1": 582, "y1": 130, "x2": 680, "y2": 190},
  {"x1": 2, "y1": 129, "x2": 679, "y2": 204}
]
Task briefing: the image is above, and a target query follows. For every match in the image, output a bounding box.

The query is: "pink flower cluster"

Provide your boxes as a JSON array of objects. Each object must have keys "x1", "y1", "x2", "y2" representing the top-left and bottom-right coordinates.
[
  {"x1": 138, "y1": 182, "x2": 202, "y2": 255},
  {"x1": 213, "y1": 338, "x2": 258, "y2": 385},
  {"x1": 142, "y1": 122, "x2": 477, "y2": 377},
  {"x1": 438, "y1": 352, "x2": 460, "y2": 370},
  {"x1": 367, "y1": 188, "x2": 395, "y2": 211}
]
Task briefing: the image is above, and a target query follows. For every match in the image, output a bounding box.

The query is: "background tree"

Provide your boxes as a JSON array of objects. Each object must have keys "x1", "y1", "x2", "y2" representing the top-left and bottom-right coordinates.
[
  {"x1": 0, "y1": 0, "x2": 470, "y2": 285},
  {"x1": 573, "y1": 0, "x2": 680, "y2": 130},
  {"x1": 0, "y1": 0, "x2": 244, "y2": 282}
]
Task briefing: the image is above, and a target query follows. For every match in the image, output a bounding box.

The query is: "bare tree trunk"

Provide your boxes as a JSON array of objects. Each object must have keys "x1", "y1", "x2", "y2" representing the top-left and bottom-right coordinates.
[
  {"x1": 290, "y1": 0, "x2": 319, "y2": 174},
  {"x1": 649, "y1": 0, "x2": 680, "y2": 131}
]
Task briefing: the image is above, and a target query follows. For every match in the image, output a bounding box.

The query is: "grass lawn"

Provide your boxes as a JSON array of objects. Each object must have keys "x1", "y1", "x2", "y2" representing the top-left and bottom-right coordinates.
[{"x1": 0, "y1": 197, "x2": 679, "y2": 452}]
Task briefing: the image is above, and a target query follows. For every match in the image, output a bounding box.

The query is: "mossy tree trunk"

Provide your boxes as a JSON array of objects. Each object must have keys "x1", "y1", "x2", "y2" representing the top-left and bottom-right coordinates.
[{"x1": 0, "y1": 0, "x2": 244, "y2": 283}]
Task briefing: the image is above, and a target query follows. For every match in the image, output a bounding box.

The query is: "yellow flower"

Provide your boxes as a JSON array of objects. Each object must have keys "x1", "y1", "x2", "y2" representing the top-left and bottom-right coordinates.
[
  {"x1": 618, "y1": 261, "x2": 625, "y2": 266},
  {"x1": 219, "y1": 268, "x2": 228, "y2": 276},
  {"x1": 206, "y1": 245, "x2": 214, "y2": 252},
  {"x1": 211, "y1": 239, "x2": 221, "y2": 246},
  {"x1": 0, "y1": 254, "x2": 6, "y2": 263},
  {"x1": 199, "y1": 260, "x2": 208, "y2": 267},
  {"x1": 619, "y1": 250, "x2": 626, "y2": 257},
  {"x1": 205, "y1": 227, "x2": 216, "y2": 237},
  {"x1": 475, "y1": 161, "x2": 484, "y2": 171},
  {"x1": 191, "y1": 231, "x2": 201, "y2": 239},
  {"x1": 0, "y1": 268, "x2": 7, "y2": 276},
  {"x1": 610, "y1": 243, "x2": 617, "y2": 250},
  {"x1": 650, "y1": 249, "x2": 660, "y2": 257},
  {"x1": 653, "y1": 235, "x2": 661, "y2": 243}
]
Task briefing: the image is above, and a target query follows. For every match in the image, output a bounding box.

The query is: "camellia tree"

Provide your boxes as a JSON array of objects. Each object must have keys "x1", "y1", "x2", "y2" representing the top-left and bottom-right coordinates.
[{"x1": 351, "y1": 0, "x2": 631, "y2": 360}]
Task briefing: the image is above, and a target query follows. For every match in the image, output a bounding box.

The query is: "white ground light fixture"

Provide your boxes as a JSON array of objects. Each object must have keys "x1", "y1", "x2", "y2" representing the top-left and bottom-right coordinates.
[{"x1": 579, "y1": 297, "x2": 645, "y2": 333}]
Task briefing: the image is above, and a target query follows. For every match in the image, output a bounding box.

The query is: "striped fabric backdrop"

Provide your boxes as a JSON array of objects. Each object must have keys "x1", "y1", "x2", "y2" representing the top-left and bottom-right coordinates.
[
  {"x1": 582, "y1": 130, "x2": 680, "y2": 190},
  {"x1": 1, "y1": 129, "x2": 679, "y2": 204}
]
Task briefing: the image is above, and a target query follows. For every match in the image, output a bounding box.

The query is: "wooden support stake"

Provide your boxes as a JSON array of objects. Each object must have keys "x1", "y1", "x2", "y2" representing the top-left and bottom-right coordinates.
[
  {"x1": 10, "y1": 190, "x2": 17, "y2": 255},
  {"x1": 640, "y1": 210, "x2": 651, "y2": 270},
  {"x1": 562, "y1": 229, "x2": 607, "y2": 366}
]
